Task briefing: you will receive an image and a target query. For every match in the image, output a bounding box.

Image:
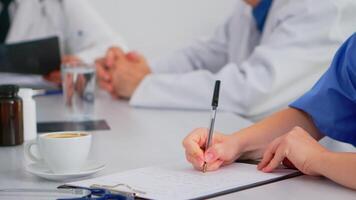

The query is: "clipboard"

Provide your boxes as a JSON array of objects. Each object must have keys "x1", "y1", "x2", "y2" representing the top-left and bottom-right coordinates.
[
  {"x1": 0, "y1": 36, "x2": 61, "y2": 75},
  {"x1": 193, "y1": 171, "x2": 302, "y2": 199},
  {"x1": 66, "y1": 162, "x2": 302, "y2": 200}
]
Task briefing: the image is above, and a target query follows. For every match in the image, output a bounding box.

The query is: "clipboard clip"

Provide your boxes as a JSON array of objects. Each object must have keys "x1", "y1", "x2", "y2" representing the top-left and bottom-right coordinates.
[{"x1": 90, "y1": 183, "x2": 146, "y2": 197}]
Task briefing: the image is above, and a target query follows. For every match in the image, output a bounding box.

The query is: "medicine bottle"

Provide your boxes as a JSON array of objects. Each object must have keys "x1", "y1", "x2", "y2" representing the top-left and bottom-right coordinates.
[
  {"x1": 18, "y1": 88, "x2": 37, "y2": 141},
  {"x1": 0, "y1": 85, "x2": 24, "y2": 146}
]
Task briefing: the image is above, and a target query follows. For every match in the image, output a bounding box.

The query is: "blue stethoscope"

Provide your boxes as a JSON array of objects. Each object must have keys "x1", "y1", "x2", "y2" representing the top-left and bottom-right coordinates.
[{"x1": 57, "y1": 186, "x2": 134, "y2": 200}]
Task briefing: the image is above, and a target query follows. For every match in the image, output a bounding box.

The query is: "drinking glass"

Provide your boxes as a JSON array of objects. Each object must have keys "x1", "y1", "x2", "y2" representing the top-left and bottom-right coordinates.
[{"x1": 61, "y1": 63, "x2": 96, "y2": 120}]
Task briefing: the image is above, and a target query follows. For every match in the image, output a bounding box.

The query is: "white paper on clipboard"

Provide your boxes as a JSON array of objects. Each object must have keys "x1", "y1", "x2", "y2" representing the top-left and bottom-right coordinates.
[{"x1": 67, "y1": 162, "x2": 299, "y2": 200}]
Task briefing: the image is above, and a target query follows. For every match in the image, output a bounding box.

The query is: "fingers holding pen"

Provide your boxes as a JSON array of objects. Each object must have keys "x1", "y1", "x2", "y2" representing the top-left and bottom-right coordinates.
[
  {"x1": 186, "y1": 150, "x2": 204, "y2": 170},
  {"x1": 202, "y1": 143, "x2": 229, "y2": 172},
  {"x1": 204, "y1": 143, "x2": 223, "y2": 164},
  {"x1": 183, "y1": 128, "x2": 242, "y2": 172},
  {"x1": 183, "y1": 128, "x2": 208, "y2": 169}
]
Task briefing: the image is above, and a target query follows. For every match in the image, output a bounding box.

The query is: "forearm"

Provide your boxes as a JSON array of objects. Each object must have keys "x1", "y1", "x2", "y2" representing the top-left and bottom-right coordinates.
[
  {"x1": 131, "y1": 64, "x2": 257, "y2": 113},
  {"x1": 314, "y1": 152, "x2": 356, "y2": 190},
  {"x1": 148, "y1": 50, "x2": 200, "y2": 74},
  {"x1": 234, "y1": 108, "x2": 323, "y2": 159},
  {"x1": 148, "y1": 41, "x2": 228, "y2": 74}
]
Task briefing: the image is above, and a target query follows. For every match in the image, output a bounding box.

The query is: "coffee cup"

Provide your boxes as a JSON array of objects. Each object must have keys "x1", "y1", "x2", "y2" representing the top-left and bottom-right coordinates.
[{"x1": 25, "y1": 132, "x2": 92, "y2": 174}]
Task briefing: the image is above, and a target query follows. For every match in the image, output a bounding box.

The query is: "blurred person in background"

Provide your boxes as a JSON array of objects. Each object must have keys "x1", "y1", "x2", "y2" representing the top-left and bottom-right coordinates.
[
  {"x1": 97, "y1": 0, "x2": 356, "y2": 121},
  {"x1": 0, "y1": 0, "x2": 127, "y2": 87}
]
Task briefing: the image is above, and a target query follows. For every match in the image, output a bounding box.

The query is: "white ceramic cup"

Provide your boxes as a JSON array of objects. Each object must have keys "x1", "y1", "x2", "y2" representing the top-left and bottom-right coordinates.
[{"x1": 25, "y1": 132, "x2": 92, "y2": 174}]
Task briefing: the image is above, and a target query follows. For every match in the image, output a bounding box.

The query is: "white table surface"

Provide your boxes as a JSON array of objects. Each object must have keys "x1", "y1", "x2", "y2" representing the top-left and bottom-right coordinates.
[{"x1": 0, "y1": 92, "x2": 355, "y2": 199}]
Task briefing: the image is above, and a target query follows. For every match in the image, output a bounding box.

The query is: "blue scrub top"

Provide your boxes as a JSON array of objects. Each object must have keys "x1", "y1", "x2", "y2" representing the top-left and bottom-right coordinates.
[{"x1": 290, "y1": 33, "x2": 356, "y2": 146}]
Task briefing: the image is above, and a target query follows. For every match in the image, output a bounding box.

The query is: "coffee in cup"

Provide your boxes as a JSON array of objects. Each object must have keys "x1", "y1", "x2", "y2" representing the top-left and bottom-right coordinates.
[
  {"x1": 45, "y1": 133, "x2": 88, "y2": 139},
  {"x1": 25, "y1": 132, "x2": 92, "y2": 174}
]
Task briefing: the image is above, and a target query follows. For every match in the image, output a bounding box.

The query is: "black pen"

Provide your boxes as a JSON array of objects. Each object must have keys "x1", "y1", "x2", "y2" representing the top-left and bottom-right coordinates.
[{"x1": 203, "y1": 80, "x2": 221, "y2": 173}]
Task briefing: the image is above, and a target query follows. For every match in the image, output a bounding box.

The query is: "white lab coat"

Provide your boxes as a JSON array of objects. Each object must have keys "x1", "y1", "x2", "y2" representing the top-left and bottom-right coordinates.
[
  {"x1": 130, "y1": 0, "x2": 356, "y2": 120},
  {"x1": 0, "y1": 0, "x2": 127, "y2": 87}
]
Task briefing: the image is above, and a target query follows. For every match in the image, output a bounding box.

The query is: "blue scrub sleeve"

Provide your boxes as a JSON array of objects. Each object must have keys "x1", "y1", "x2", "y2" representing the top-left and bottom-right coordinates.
[{"x1": 290, "y1": 33, "x2": 356, "y2": 146}]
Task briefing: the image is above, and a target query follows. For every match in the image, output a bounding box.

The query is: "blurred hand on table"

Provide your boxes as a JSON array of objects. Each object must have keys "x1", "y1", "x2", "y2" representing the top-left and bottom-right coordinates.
[
  {"x1": 96, "y1": 47, "x2": 151, "y2": 99},
  {"x1": 43, "y1": 55, "x2": 82, "y2": 85}
]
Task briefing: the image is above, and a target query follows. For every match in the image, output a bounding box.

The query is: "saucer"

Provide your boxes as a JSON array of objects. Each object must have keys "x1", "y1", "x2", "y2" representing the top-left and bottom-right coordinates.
[{"x1": 26, "y1": 160, "x2": 105, "y2": 181}]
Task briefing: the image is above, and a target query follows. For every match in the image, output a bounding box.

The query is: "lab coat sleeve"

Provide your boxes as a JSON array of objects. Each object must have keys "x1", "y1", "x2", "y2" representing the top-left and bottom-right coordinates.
[
  {"x1": 148, "y1": 16, "x2": 232, "y2": 74},
  {"x1": 62, "y1": 0, "x2": 128, "y2": 63},
  {"x1": 130, "y1": 64, "x2": 249, "y2": 112},
  {"x1": 130, "y1": 1, "x2": 352, "y2": 115}
]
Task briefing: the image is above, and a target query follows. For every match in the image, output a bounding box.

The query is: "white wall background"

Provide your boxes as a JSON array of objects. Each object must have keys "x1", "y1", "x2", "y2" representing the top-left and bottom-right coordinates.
[{"x1": 88, "y1": 0, "x2": 236, "y2": 59}]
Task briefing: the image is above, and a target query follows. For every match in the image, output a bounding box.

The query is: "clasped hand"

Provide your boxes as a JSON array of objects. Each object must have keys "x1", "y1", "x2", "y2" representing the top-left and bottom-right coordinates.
[{"x1": 96, "y1": 47, "x2": 151, "y2": 99}]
